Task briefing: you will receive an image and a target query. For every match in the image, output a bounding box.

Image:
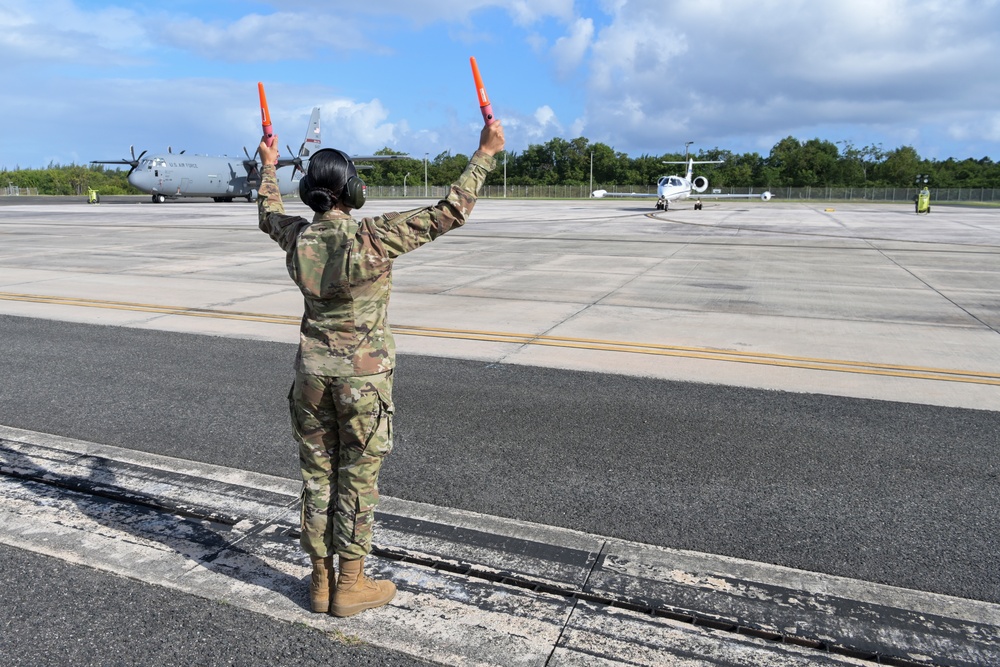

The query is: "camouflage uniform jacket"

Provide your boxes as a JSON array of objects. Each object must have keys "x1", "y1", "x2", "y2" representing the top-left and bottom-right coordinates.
[{"x1": 258, "y1": 151, "x2": 496, "y2": 377}]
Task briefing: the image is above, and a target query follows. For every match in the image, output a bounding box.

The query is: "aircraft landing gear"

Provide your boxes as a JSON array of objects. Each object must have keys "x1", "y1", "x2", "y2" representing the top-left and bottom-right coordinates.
[
  {"x1": 655, "y1": 199, "x2": 668, "y2": 211},
  {"x1": 152, "y1": 193, "x2": 166, "y2": 203},
  {"x1": 694, "y1": 200, "x2": 703, "y2": 210}
]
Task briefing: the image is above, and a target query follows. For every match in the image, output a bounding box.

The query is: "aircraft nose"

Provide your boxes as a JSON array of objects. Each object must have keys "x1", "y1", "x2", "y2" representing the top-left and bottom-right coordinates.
[{"x1": 128, "y1": 170, "x2": 147, "y2": 191}]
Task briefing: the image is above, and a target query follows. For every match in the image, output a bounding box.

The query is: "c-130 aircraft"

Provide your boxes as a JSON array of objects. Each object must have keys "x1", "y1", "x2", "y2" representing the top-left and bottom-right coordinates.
[{"x1": 92, "y1": 108, "x2": 405, "y2": 203}]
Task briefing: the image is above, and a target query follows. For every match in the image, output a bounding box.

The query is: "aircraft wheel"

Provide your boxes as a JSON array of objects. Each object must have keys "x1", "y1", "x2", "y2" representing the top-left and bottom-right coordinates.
[{"x1": 153, "y1": 194, "x2": 166, "y2": 204}]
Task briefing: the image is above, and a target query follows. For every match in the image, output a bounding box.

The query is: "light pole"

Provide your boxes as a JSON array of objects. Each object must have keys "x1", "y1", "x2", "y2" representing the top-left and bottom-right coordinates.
[
  {"x1": 684, "y1": 141, "x2": 694, "y2": 160},
  {"x1": 423, "y1": 153, "x2": 428, "y2": 197},
  {"x1": 404, "y1": 172, "x2": 410, "y2": 197}
]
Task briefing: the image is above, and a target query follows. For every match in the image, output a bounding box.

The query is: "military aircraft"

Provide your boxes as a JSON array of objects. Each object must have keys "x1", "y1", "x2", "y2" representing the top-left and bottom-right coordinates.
[
  {"x1": 92, "y1": 108, "x2": 406, "y2": 203},
  {"x1": 591, "y1": 158, "x2": 772, "y2": 210}
]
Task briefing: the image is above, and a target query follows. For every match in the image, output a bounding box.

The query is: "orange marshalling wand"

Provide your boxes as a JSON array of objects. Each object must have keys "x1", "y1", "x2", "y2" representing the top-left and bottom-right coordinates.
[
  {"x1": 258, "y1": 82, "x2": 274, "y2": 147},
  {"x1": 469, "y1": 57, "x2": 495, "y2": 125}
]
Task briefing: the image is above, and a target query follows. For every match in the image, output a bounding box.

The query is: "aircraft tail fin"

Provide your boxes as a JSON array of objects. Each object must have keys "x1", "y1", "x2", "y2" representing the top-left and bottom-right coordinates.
[
  {"x1": 299, "y1": 107, "x2": 322, "y2": 159},
  {"x1": 662, "y1": 158, "x2": 724, "y2": 181}
]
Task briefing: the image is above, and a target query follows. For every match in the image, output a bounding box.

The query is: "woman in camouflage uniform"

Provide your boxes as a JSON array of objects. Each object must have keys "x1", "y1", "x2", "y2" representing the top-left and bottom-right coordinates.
[{"x1": 257, "y1": 122, "x2": 504, "y2": 617}]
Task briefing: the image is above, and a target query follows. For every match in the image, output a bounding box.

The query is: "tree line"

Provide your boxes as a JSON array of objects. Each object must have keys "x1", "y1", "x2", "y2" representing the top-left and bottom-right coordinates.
[
  {"x1": 4, "y1": 137, "x2": 1000, "y2": 196},
  {"x1": 2, "y1": 163, "x2": 137, "y2": 196},
  {"x1": 381, "y1": 137, "x2": 1000, "y2": 190}
]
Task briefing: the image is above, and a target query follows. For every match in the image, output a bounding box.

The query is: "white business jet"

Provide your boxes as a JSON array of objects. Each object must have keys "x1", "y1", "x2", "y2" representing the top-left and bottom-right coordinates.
[{"x1": 592, "y1": 158, "x2": 772, "y2": 210}]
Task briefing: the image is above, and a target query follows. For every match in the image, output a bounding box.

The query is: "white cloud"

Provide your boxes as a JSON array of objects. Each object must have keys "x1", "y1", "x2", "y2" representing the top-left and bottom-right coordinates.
[
  {"x1": 550, "y1": 17, "x2": 594, "y2": 77},
  {"x1": 534, "y1": 105, "x2": 559, "y2": 128},
  {"x1": 503, "y1": 0, "x2": 576, "y2": 26},
  {"x1": 318, "y1": 98, "x2": 401, "y2": 152},
  {"x1": 154, "y1": 12, "x2": 384, "y2": 60},
  {"x1": 576, "y1": 0, "x2": 1000, "y2": 156},
  {"x1": 270, "y1": 0, "x2": 574, "y2": 28},
  {"x1": 5, "y1": 0, "x2": 1000, "y2": 167},
  {"x1": 948, "y1": 114, "x2": 1000, "y2": 144},
  {"x1": 0, "y1": 0, "x2": 146, "y2": 65}
]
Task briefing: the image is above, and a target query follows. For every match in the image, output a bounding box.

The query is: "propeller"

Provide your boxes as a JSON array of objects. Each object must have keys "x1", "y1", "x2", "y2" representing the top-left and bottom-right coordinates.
[
  {"x1": 88, "y1": 145, "x2": 148, "y2": 177},
  {"x1": 243, "y1": 146, "x2": 262, "y2": 182},
  {"x1": 286, "y1": 142, "x2": 307, "y2": 175},
  {"x1": 127, "y1": 146, "x2": 147, "y2": 176}
]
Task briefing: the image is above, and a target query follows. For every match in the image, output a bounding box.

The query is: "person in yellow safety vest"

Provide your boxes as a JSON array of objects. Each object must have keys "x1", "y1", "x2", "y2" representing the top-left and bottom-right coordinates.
[{"x1": 916, "y1": 187, "x2": 930, "y2": 214}]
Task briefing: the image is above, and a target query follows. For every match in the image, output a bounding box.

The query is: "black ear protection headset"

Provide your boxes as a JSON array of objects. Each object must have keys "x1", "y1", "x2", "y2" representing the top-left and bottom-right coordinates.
[
  {"x1": 334, "y1": 149, "x2": 366, "y2": 209},
  {"x1": 299, "y1": 149, "x2": 366, "y2": 209}
]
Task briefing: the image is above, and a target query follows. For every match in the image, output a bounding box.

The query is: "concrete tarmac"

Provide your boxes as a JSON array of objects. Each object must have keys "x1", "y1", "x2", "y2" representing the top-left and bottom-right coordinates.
[
  {"x1": 1, "y1": 196, "x2": 999, "y2": 665},
  {"x1": 0, "y1": 196, "x2": 997, "y2": 409}
]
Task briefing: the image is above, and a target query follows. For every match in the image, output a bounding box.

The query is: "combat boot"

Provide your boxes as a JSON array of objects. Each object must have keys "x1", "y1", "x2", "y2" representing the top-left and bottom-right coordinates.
[
  {"x1": 329, "y1": 556, "x2": 396, "y2": 617},
  {"x1": 309, "y1": 556, "x2": 333, "y2": 613}
]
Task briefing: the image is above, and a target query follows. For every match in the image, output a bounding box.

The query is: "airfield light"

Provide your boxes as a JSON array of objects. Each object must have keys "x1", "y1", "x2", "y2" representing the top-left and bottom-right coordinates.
[{"x1": 504, "y1": 151, "x2": 507, "y2": 198}]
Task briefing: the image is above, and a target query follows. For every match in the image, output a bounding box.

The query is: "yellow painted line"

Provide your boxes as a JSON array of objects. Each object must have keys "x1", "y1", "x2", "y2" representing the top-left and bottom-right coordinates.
[{"x1": 2, "y1": 290, "x2": 998, "y2": 387}]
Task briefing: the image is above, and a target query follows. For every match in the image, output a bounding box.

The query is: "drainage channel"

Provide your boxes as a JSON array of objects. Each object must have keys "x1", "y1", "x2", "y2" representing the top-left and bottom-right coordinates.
[
  {"x1": 0, "y1": 451, "x2": 976, "y2": 667},
  {"x1": 369, "y1": 544, "x2": 934, "y2": 667}
]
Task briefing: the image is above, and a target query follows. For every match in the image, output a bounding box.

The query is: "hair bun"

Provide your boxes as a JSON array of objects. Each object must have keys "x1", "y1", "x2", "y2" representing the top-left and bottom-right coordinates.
[{"x1": 302, "y1": 186, "x2": 338, "y2": 211}]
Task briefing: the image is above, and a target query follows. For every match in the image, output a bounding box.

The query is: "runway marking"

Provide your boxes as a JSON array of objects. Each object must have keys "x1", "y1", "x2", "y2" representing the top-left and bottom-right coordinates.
[{"x1": 3, "y1": 290, "x2": 999, "y2": 387}]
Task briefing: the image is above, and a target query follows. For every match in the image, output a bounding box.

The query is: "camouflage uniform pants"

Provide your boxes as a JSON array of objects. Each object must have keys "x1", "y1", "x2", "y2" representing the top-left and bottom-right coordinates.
[{"x1": 289, "y1": 369, "x2": 394, "y2": 560}]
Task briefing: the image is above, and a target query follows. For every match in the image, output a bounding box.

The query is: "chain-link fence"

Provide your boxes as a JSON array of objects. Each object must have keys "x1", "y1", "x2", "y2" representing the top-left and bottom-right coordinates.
[
  {"x1": 756, "y1": 186, "x2": 1000, "y2": 203},
  {"x1": 362, "y1": 184, "x2": 1000, "y2": 202},
  {"x1": 2, "y1": 183, "x2": 39, "y2": 196}
]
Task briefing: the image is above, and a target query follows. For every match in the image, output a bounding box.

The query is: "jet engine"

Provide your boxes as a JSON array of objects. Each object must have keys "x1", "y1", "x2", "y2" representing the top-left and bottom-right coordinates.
[
  {"x1": 692, "y1": 176, "x2": 709, "y2": 193},
  {"x1": 761, "y1": 191, "x2": 772, "y2": 201}
]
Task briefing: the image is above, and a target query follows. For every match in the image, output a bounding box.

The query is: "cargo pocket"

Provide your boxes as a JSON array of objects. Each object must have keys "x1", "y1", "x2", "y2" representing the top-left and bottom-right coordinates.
[
  {"x1": 361, "y1": 391, "x2": 394, "y2": 459},
  {"x1": 352, "y1": 497, "x2": 376, "y2": 545}
]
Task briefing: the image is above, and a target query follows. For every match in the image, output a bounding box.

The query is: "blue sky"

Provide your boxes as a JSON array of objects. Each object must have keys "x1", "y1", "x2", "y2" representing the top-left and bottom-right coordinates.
[{"x1": 3, "y1": 0, "x2": 1000, "y2": 170}]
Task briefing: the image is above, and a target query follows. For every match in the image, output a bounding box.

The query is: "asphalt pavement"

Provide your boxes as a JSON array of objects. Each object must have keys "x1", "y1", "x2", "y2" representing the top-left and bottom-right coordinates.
[
  {"x1": 2, "y1": 313, "x2": 998, "y2": 607},
  {"x1": 0, "y1": 542, "x2": 430, "y2": 667}
]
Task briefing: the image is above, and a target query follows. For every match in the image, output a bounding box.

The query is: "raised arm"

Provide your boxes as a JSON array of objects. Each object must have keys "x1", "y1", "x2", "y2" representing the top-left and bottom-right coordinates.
[{"x1": 373, "y1": 122, "x2": 505, "y2": 258}]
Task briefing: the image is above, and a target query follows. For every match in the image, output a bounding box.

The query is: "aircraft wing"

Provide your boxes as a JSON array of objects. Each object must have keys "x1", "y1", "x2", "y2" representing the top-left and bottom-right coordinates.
[
  {"x1": 692, "y1": 191, "x2": 773, "y2": 201},
  {"x1": 248, "y1": 152, "x2": 410, "y2": 173},
  {"x1": 591, "y1": 190, "x2": 658, "y2": 199}
]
